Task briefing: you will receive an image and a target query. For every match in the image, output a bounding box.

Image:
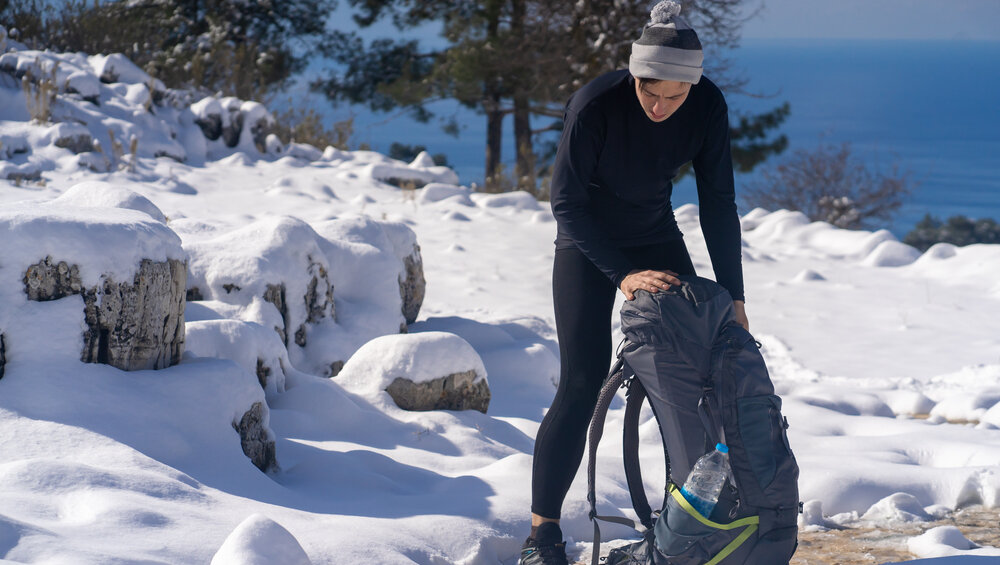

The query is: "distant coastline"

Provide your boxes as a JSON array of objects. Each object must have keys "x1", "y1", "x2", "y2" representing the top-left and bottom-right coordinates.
[{"x1": 337, "y1": 38, "x2": 1000, "y2": 237}]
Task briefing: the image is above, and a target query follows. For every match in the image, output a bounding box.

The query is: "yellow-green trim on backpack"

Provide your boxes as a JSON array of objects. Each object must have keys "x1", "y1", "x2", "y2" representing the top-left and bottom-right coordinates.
[{"x1": 667, "y1": 485, "x2": 759, "y2": 564}]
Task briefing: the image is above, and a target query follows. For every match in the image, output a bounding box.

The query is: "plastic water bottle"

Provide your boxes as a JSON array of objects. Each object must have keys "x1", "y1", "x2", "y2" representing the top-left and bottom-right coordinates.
[{"x1": 680, "y1": 443, "x2": 731, "y2": 518}]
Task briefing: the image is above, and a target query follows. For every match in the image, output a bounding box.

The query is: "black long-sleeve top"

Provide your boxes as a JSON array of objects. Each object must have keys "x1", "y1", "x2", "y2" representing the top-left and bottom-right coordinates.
[{"x1": 550, "y1": 70, "x2": 745, "y2": 301}]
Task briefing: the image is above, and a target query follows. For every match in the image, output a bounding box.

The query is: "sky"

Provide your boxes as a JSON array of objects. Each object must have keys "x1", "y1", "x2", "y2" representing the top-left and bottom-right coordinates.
[{"x1": 743, "y1": 0, "x2": 1000, "y2": 41}]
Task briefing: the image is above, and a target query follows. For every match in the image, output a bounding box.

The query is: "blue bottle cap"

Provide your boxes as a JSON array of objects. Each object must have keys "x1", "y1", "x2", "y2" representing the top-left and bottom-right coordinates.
[{"x1": 715, "y1": 443, "x2": 729, "y2": 454}]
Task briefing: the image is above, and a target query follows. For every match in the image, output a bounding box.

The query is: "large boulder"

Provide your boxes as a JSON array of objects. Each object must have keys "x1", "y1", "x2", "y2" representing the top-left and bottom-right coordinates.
[
  {"x1": 336, "y1": 331, "x2": 490, "y2": 413},
  {"x1": 2, "y1": 203, "x2": 187, "y2": 371}
]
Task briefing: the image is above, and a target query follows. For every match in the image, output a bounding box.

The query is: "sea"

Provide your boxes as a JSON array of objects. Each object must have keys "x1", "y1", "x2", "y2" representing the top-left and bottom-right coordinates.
[{"x1": 339, "y1": 38, "x2": 1000, "y2": 237}]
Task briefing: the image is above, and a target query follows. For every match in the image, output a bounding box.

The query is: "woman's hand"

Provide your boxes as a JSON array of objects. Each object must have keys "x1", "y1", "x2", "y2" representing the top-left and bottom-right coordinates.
[
  {"x1": 619, "y1": 269, "x2": 681, "y2": 300},
  {"x1": 733, "y1": 300, "x2": 749, "y2": 331}
]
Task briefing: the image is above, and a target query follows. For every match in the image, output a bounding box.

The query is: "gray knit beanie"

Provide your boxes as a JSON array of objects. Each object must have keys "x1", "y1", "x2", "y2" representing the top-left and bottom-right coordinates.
[{"x1": 629, "y1": 1, "x2": 703, "y2": 84}]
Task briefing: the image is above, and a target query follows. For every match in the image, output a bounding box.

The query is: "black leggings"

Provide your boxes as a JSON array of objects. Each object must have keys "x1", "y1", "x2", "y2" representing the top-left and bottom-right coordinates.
[{"x1": 531, "y1": 240, "x2": 696, "y2": 519}]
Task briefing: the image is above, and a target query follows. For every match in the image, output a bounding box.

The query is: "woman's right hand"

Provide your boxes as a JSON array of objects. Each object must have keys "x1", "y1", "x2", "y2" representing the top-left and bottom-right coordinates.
[{"x1": 619, "y1": 269, "x2": 681, "y2": 300}]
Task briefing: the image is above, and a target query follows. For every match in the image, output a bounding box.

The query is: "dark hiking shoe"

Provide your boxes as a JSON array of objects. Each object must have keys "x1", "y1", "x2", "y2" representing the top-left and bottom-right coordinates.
[{"x1": 518, "y1": 522, "x2": 569, "y2": 565}]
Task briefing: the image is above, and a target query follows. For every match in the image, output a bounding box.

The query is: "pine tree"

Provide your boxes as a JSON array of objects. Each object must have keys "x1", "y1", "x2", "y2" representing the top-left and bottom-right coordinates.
[
  {"x1": 1, "y1": 0, "x2": 336, "y2": 100},
  {"x1": 321, "y1": 0, "x2": 789, "y2": 194}
]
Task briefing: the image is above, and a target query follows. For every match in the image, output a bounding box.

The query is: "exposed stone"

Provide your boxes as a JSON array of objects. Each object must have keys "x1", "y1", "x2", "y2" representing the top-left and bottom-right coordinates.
[
  {"x1": 262, "y1": 283, "x2": 289, "y2": 346},
  {"x1": 0, "y1": 333, "x2": 6, "y2": 380},
  {"x1": 255, "y1": 358, "x2": 270, "y2": 389},
  {"x1": 304, "y1": 258, "x2": 335, "y2": 324},
  {"x1": 399, "y1": 245, "x2": 426, "y2": 325},
  {"x1": 249, "y1": 115, "x2": 273, "y2": 153},
  {"x1": 54, "y1": 132, "x2": 95, "y2": 154},
  {"x1": 222, "y1": 283, "x2": 241, "y2": 294},
  {"x1": 233, "y1": 402, "x2": 276, "y2": 473},
  {"x1": 24, "y1": 256, "x2": 186, "y2": 371},
  {"x1": 383, "y1": 177, "x2": 428, "y2": 190},
  {"x1": 153, "y1": 149, "x2": 186, "y2": 163},
  {"x1": 385, "y1": 369, "x2": 490, "y2": 413},
  {"x1": 194, "y1": 113, "x2": 223, "y2": 141},
  {"x1": 327, "y1": 360, "x2": 344, "y2": 378},
  {"x1": 80, "y1": 259, "x2": 187, "y2": 370},
  {"x1": 24, "y1": 257, "x2": 83, "y2": 301},
  {"x1": 186, "y1": 287, "x2": 204, "y2": 301},
  {"x1": 222, "y1": 110, "x2": 244, "y2": 148},
  {"x1": 3, "y1": 168, "x2": 42, "y2": 183}
]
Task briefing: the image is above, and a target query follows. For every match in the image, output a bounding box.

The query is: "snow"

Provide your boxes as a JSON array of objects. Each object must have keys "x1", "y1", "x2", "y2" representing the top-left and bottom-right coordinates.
[
  {"x1": 0, "y1": 203, "x2": 184, "y2": 288},
  {"x1": 1, "y1": 39, "x2": 999, "y2": 565},
  {"x1": 907, "y1": 526, "x2": 1000, "y2": 559},
  {"x1": 52, "y1": 181, "x2": 168, "y2": 222}
]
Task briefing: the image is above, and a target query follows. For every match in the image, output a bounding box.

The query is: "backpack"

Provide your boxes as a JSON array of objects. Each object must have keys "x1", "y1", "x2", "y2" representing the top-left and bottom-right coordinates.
[{"x1": 586, "y1": 276, "x2": 800, "y2": 565}]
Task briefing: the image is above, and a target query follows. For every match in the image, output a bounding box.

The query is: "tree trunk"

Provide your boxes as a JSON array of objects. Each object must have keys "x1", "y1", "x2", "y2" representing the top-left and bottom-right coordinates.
[
  {"x1": 509, "y1": 0, "x2": 535, "y2": 195},
  {"x1": 483, "y1": 0, "x2": 504, "y2": 191},
  {"x1": 484, "y1": 94, "x2": 504, "y2": 191},
  {"x1": 513, "y1": 95, "x2": 535, "y2": 194}
]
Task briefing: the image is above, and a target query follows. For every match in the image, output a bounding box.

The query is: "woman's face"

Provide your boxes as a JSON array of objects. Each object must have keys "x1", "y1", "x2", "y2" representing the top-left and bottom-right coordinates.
[{"x1": 634, "y1": 78, "x2": 691, "y2": 123}]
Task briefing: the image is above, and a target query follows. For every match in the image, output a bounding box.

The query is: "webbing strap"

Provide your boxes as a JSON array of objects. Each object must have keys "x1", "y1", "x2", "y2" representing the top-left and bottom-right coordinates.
[
  {"x1": 591, "y1": 513, "x2": 638, "y2": 565},
  {"x1": 587, "y1": 359, "x2": 626, "y2": 565},
  {"x1": 667, "y1": 486, "x2": 759, "y2": 565},
  {"x1": 622, "y1": 378, "x2": 655, "y2": 530}
]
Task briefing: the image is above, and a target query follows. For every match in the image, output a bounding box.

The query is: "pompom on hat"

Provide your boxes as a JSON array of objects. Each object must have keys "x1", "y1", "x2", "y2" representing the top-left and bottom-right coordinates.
[{"x1": 629, "y1": 1, "x2": 703, "y2": 84}]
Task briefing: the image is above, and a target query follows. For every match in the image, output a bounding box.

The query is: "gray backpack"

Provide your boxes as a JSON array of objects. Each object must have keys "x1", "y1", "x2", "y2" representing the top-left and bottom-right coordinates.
[{"x1": 587, "y1": 276, "x2": 800, "y2": 565}]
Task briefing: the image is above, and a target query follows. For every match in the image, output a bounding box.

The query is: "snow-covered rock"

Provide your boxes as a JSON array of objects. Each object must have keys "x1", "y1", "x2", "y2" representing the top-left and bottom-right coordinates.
[
  {"x1": 48, "y1": 122, "x2": 94, "y2": 154},
  {"x1": 473, "y1": 191, "x2": 542, "y2": 211},
  {"x1": 860, "y1": 240, "x2": 921, "y2": 267},
  {"x1": 185, "y1": 319, "x2": 291, "y2": 395},
  {"x1": 337, "y1": 331, "x2": 490, "y2": 412},
  {"x1": 185, "y1": 216, "x2": 335, "y2": 350},
  {"x1": 861, "y1": 492, "x2": 932, "y2": 523},
  {"x1": 2, "y1": 203, "x2": 186, "y2": 371},
  {"x1": 89, "y1": 53, "x2": 161, "y2": 89},
  {"x1": 52, "y1": 182, "x2": 167, "y2": 223},
  {"x1": 907, "y1": 526, "x2": 1000, "y2": 558},
  {"x1": 211, "y1": 514, "x2": 312, "y2": 565},
  {"x1": 364, "y1": 158, "x2": 460, "y2": 189},
  {"x1": 286, "y1": 143, "x2": 323, "y2": 162},
  {"x1": 417, "y1": 182, "x2": 474, "y2": 206}
]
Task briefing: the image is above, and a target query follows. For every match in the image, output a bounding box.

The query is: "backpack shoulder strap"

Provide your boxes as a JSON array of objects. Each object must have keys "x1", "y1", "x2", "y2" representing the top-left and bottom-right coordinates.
[
  {"x1": 587, "y1": 351, "x2": 639, "y2": 565},
  {"x1": 623, "y1": 376, "x2": 656, "y2": 531}
]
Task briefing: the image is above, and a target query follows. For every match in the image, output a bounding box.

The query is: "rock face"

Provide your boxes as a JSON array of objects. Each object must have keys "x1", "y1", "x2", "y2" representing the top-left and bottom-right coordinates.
[
  {"x1": 234, "y1": 402, "x2": 277, "y2": 473},
  {"x1": 385, "y1": 370, "x2": 490, "y2": 413},
  {"x1": 399, "y1": 245, "x2": 425, "y2": 326},
  {"x1": 24, "y1": 256, "x2": 186, "y2": 371}
]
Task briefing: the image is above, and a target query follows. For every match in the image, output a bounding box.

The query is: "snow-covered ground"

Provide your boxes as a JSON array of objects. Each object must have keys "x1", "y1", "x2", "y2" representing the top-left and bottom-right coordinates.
[{"x1": 2, "y1": 32, "x2": 1000, "y2": 564}]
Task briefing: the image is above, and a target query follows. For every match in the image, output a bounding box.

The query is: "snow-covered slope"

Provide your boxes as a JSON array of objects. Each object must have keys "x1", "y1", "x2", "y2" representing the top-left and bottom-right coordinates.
[{"x1": 2, "y1": 33, "x2": 1000, "y2": 564}]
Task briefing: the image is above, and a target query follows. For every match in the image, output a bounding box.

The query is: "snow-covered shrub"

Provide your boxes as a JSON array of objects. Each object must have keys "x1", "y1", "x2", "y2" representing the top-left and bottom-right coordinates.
[{"x1": 743, "y1": 142, "x2": 911, "y2": 230}]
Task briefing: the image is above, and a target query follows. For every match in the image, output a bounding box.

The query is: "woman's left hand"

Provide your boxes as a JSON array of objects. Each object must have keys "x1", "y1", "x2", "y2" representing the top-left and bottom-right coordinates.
[{"x1": 733, "y1": 300, "x2": 749, "y2": 332}]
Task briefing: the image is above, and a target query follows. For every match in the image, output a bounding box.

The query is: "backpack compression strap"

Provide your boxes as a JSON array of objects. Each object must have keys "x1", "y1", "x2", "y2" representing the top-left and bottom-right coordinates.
[
  {"x1": 587, "y1": 354, "x2": 639, "y2": 565},
  {"x1": 622, "y1": 377, "x2": 657, "y2": 531}
]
